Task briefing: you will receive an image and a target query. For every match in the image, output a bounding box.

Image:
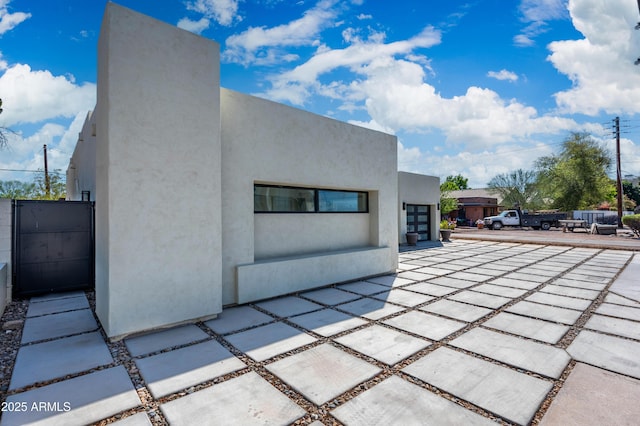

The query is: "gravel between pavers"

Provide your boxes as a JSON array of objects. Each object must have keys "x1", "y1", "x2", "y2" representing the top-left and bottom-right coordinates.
[{"x1": 1, "y1": 240, "x2": 637, "y2": 426}]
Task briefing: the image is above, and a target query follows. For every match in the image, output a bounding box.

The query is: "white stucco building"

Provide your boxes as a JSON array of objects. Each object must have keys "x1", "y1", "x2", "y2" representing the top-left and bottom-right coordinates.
[{"x1": 66, "y1": 3, "x2": 439, "y2": 339}]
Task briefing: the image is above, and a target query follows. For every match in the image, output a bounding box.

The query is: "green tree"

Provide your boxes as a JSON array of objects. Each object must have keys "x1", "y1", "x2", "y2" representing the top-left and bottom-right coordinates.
[
  {"x1": 487, "y1": 169, "x2": 543, "y2": 209},
  {"x1": 441, "y1": 174, "x2": 469, "y2": 190},
  {"x1": 0, "y1": 180, "x2": 36, "y2": 199},
  {"x1": 535, "y1": 133, "x2": 614, "y2": 211},
  {"x1": 439, "y1": 174, "x2": 469, "y2": 215},
  {"x1": 32, "y1": 170, "x2": 66, "y2": 200},
  {"x1": 623, "y1": 181, "x2": 640, "y2": 206}
]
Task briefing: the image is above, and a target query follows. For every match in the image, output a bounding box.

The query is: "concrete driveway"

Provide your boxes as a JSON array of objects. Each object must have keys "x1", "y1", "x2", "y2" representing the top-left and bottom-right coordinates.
[{"x1": 2, "y1": 239, "x2": 639, "y2": 425}]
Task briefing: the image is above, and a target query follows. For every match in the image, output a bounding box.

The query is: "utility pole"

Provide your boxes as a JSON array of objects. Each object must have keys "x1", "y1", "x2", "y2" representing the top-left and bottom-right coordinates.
[
  {"x1": 614, "y1": 117, "x2": 623, "y2": 228},
  {"x1": 43, "y1": 144, "x2": 51, "y2": 198}
]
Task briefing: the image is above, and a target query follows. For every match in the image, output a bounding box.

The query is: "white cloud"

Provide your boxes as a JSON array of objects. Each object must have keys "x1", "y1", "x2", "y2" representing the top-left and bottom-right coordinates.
[
  {"x1": 0, "y1": 0, "x2": 30, "y2": 35},
  {"x1": 0, "y1": 64, "x2": 96, "y2": 126},
  {"x1": 397, "y1": 139, "x2": 559, "y2": 188},
  {"x1": 356, "y1": 13, "x2": 372, "y2": 20},
  {"x1": 177, "y1": 17, "x2": 210, "y2": 34},
  {"x1": 514, "y1": 0, "x2": 568, "y2": 46},
  {"x1": 255, "y1": 21, "x2": 583, "y2": 149},
  {"x1": 487, "y1": 69, "x2": 518, "y2": 82},
  {"x1": 223, "y1": 0, "x2": 337, "y2": 65},
  {"x1": 186, "y1": 0, "x2": 240, "y2": 27},
  {"x1": 548, "y1": 0, "x2": 640, "y2": 115},
  {"x1": 261, "y1": 26, "x2": 441, "y2": 103}
]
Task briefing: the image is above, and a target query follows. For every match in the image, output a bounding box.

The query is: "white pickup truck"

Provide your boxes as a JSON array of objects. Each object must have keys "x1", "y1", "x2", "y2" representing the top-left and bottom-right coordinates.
[{"x1": 484, "y1": 210, "x2": 567, "y2": 231}]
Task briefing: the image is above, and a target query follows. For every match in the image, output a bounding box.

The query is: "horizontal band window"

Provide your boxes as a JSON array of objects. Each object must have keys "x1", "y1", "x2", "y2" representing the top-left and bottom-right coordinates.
[{"x1": 255, "y1": 185, "x2": 368, "y2": 213}]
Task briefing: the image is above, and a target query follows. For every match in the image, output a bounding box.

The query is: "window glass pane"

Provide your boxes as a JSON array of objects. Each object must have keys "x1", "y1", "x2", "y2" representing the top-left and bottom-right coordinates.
[
  {"x1": 254, "y1": 186, "x2": 315, "y2": 212},
  {"x1": 318, "y1": 190, "x2": 367, "y2": 212}
]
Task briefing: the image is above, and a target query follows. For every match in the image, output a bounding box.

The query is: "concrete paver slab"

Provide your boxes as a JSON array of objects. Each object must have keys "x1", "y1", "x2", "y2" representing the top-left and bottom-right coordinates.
[
  {"x1": 204, "y1": 305, "x2": 274, "y2": 335},
  {"x1": 541, "y1": 284, "x2": 600, "y2": 300},
  {"x1": 397, "y1": 262, "x2": 421, "y2": 271},
  {"x1": 366, "y1": 275, "x2": 415, "y2": 287},
  {"x1": 337, "y1": 297, "x2": 406, "y2": 320},
  {"x1": 383, "y1": 311, "x2": 466, "y2": 340},
  {"x1": 300, "y1": 288, "x2": 361, "y2": 305},
  {"x1": 567, "y1": 330, "x2": 640, "y2": 379},
  {"x1": 482, "y1": 312, "x2": 569, "y2": 344},
  {"x1": 446, "y1": 271, "x2": 494, "y2": 283},
  {"x1": 480, "y1": 263, "x2": 519, "y2": 272},
  {"x1": 224, "y1": 322, "x2": 316, "y2": 362},
  {"x1": 10, "y1": 331, "x2": 113, "y2": 390},
  {"x1": 402, "y1": 282, "x2": 458, "y2": 297},
  {"x1": 135, "y1": 340, "x2": 245, "y2": 398},
  {"x1": 472, "y1": 283, "x2": 528, "y2": 298},
  {"x1": 289, "y1": 309, "x2": 367, "y2": 337},
  {"x1": 562, "y1": 272, "x2": 610, "y2": 284},
  {"x1": 403, "y1": 347, "x2": 552, "y2": 425},
  {"x1": 551, "y1": 278, "x2": 606, "y2": 291},
  {"x1": 420, "y1": 299, "x2": 492, "y2": 322},
  {"x1": 429, "y1": 276, "x2": 479, "y2": 289},
  {"x1": 125, "y1": 324, "x2": 209, "y2": 356},
  {"x1": 395, "y1": 271, "x2": 435, "y2": 282},
  {"x1": 21, "y1": 309, "x2": 98, "y2": 344},
  {"x1": 410, "y1": 266, "x2": 453, "y2": 276},
  {"x1": 463, "y1": 267, "x2": 505, "y2": 277},
  {"x1": 488, "y1": 277, "x2": 540, "y2": 290},
  {"x1": 608, "y1": 256, "x2": 640, "y2": 302},
  {"x1": 571, "y1": 268, "x2": 617, "y2": 278},
  {"x1": 112, "y1": 413, "x2": 153, "y2": 426},
  {"x1": 501, "y1": 272, "x2": 550, "y2": 283},
  {"x1": 584, "y1": 314, "x2": 640, "y2": 340},
  {"x1": 255, "y1": 296, "x2": 323, "y2": 317},
  {"x1": 286, "y1": 308, "x2": 367, "y2": 337},
  {"x1": 540, "y1": 363, "x2": 640, "y2": 426},
  {"x1": 332, "y1": 375, "x2": 496, "y2": 426},
  {"x1": 266, "y1": 343, "x2": 381, "y2": 405},
  {"x1": 336, "y1": 281, "x2": 388, "y2": 295},
  {"x1": 335, "y1": 324, "x2": 430, "y2": 365},
  {"x1": 2, "y1": 366, "x2": 140, "y2": 426},
  {"x1": 26, "y1": 295, "x2": 89, "y2": 317},
  {"x1": 506, "y1": 301, "x2": 583, "y2": 325},
  {"x1": 595, "y1": 302, "x2": 640, "y2": 321},
  {"x1": 525, "y1": 292, "x2": 592, "y2": 311},
  {"x1": 523, "y1": 266, "x2": 569, "y2": 276},
  {"x1": 160, "y1": 371, "x2": 305, "y2": 425},
  {"x1": 449, "y1": 290, "x2": 511, "y2": 309},
  {"x1": 371, "y1": 289, "x2": 434, "y2": 307},
  {"x1": 29, "y1": 291, "x2": 85, "y2": 303},
  {"x1": 604, "y1": 293, "x2": 640, "y2": 307},
  {"x1": 450, "y1": 328, "x2": 570, "y2": 378}
]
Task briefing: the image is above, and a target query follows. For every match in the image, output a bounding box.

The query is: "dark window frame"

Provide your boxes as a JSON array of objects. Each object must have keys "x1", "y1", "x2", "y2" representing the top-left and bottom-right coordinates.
[{"x1": 254, "y1": 184, "x2": 369, "y2": 214}]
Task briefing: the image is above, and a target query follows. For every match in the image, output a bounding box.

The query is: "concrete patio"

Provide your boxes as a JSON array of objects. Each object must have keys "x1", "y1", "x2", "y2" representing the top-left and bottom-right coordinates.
[{"x1": 2, "y1": 239, "x2": 640, "y2": 425}]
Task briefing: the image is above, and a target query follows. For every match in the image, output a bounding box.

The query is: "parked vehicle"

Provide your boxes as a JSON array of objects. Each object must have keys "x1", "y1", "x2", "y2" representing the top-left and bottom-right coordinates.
[{"x1": 483, "y1": 209, "x2": 567, "y2": 230}]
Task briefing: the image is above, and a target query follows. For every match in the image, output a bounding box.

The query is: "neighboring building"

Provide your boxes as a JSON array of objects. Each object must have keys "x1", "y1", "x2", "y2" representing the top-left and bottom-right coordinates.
[
  {"x1": 65, "y1": 4, "x2": 438, "y2": 339},
  {"x1": 398, "y1": 172, "x2": 440, "y2": 242},
  {"x1": 448, "y1": 189, "x2": 500, "y2": 225}
]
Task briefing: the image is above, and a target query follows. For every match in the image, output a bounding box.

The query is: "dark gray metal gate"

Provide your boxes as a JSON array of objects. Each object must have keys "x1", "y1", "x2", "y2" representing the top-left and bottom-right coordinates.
[{"x1": 13, "y1": 200, "x2": 94, "y2": 297}]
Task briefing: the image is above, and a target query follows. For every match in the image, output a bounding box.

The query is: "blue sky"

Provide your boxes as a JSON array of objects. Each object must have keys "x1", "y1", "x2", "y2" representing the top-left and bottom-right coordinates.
[{"x1": 1, "y1": 0, "x2": 640, "y2": 187}]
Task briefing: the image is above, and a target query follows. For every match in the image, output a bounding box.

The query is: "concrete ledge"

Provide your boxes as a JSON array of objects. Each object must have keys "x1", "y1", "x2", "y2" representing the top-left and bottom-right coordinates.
[
  {"x1": 591, "y1": 223, "x2": 617, "y2": 235},
  {"x1": 237, "y1": 247, "x2": 394, "y2": 304}
]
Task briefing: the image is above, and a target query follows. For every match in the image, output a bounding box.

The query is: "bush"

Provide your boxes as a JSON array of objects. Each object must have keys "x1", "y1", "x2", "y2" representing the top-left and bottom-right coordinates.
[{"x1": 622, "y1": 214, "x2": 640, "y2": 237}]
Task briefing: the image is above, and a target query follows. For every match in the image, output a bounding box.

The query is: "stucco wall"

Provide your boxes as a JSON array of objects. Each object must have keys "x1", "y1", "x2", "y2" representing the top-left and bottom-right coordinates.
[
  {"x1": 398, "y1": 171, "x2": 440, "y2": 242},
  {"x1": 67, "y1": 111, "x2": 96, "y2": 201},
  {"x1": 221, "y1": 88, "x2": 398, "y2": 304},
  {"x1": 0, "y1": 199, "x2": 11, "y2": 316},
  {"x1": 95, "y1": 3, "x2": 222, "y2": 338}
]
